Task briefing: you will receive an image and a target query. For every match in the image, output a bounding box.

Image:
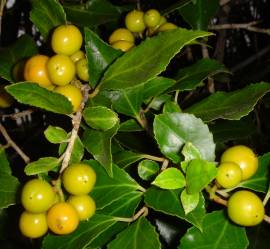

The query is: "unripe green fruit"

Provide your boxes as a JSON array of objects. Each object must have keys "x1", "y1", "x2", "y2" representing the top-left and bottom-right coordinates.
[
  {"x1": 143, "y1": 9, "x2": 161, "y2": 28},
  {"x1": 125, "y1": 10, "x2": 145, "y2": 33},
  {"x1": 158, "y1": 22, "x2": 178, "y2": 32},
  {"x1": 108, "y1": 28, "x2": 135, "y2": 44},
  {"x1": 111, "y1": 40, "x2": 134, "y2": 52}
]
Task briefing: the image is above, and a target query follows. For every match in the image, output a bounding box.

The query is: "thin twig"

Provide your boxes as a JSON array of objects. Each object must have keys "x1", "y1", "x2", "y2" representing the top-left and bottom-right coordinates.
[
  {"x1": 143, "y1": 154, "x2": 165, "y2": 162},
  {"x1": 0, "y1": 0, "x2": 7, "y2": 37},
  {"x1": 220, "y1": 0, "x2": 230, "y2": 6},
  {"x1": 0, "y1": 123, "x2": 30, "y2": 163},
  {"x1": 114, "y1": 206, "x2": 148, "y2": 222},
  {"x1": 0, "y1": 110, "x2": 34, "y2": 120},
  {"x1": 264, "y1": 215, "x2": 270, "y2": 224},
  {"x1": 161, "y1": 159, "x2": 169, "y2": 171}
]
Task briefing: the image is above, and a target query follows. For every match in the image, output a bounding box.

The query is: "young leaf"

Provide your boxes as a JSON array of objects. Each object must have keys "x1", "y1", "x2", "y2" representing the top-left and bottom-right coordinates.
[
  {"x1": 42, "y1": 214, "x2": 127, "y2": 249},
  {"x1": 24, "y1": 157, "x2": 60, "y2": 175},
  {"x1": 179, "y1": 210, "x2": 249, "y2": 249},
  {"x1": 83, "y1": 106, "x2": 119, "y2": 131},
  {"x1": 186, "y1": 159, "x2": 217, "y2": 194},
  {"x1": 163, "y1": 100, "x2": 182, "y2": 113},
  {"x1": 144, "y1": 187, "x2": 205, "y2": 230},
  {"x1": 180, "y1": 189, "x2": 200, "y2": 215},
  {"x1": 239, "y1": 152, "x2": 270, "y2": 193},
  {"x1": 179, "y1": 0, "x2": 219, "y2": 30},
  {"x1": 0, "y1": 35, "x2": 38, "y2": 81},
  {"x1": 100, "y1": 28, "x2": 210, "y2": 90},
  {"x1": 30, "y1": 0, "x2": 66, "y2": 40},
  {"x1": 44, "y1": 125, "x2": 68, "y2": 144},
  {"x1": 119, "y1": 119, "x2": 144, "y2": 132},
  {"x1": 152, "y1": 168, "x2": 186, "y2": 189},
  {"x1": 182, "y1": 142, "x2": 202, "y2": 161},
  {"x1": 170, "y1": 58, "x2": 228, "y2": 91},
  {"x1": 84, "y1": 28, "x2": 122, "y2": 88},
  {"x1": 113, "y1": 150, "x2": 145, "y2": 169},
  {"x1": 186, "y1": 82, "x2": 270, "y2": 122},
  {"x1": 6, "y1": 82, "x2": 73, "y2": 114},
  {"x1": 146, "y1": 94, "x2": 171, "y2": 111},
  {"x1": 82, "y1": 123, "x2": 119, "y2": 176},
  {"x1": 107, "y1": 217, "x2": 161, "y2": 249},
  {"x1": 138, "y1": 160, "x2": 160, "y2": 181},
  {"x1": 153, "y1": 112, "x2": 215, "y2": 163}
]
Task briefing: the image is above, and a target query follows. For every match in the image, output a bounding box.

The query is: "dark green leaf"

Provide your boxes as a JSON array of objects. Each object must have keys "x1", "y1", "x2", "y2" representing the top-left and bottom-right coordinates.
[
  {"x1": 180, "y1": 189, "x2": 200, "y2": 214},
  {"x1": 179, "y1": 210, "x2": 249, "y2": 249},
  {"x1": 113, "y1": 151, "x2": 145, "y2": 169},
  {"x1": 42, "y1": 214, "x2": 127, "y2": 249},
  {"x1": 6, "y1": 82, "x2": 73, "y2": 114},
  {"x1": 82, "y1": 124, "x2": 119, "y2": 176},
  {"x1": 170, "y1": 58, "x2": 228, "y2": 91},
  {"x1": 153, "y1": 112, "x2": 215, "y2": 163},
  {"x1": 24, "y1": 157, "x2": 59, "y2": 175},
  {"x1": 0, "y1": 148, "x2": 11, "y2": 174},
  {"x1": 84, "y1": 28, "x2": 122, "y2": 88},
  {"x1": 0, "y1": 35, "x2": 38, "y2": 81},
  {"x1": 107, "y1": 217, "x2": 161, "y2": 249},
  {"x1": 30, "y1": 0, "x2": 66, "y2": 40},
  {"x1": 100, "y1": 28, "x2": 210, "y2": 90},
  {"x1": 179, "y1": 0, "x2": 219, "y2": 30},
  {"x1": 64, "y1": 0, "x2": 124, "y2": 28},
  {"x1": 148, "y1": 94, "x2": 171, "y2": 111},
  {"x1": 162, "y1": 0, "x2": 193, "y2": 15},
  {"x1": 83, "y1": 106, "x2": 119, "y2": 131},
  {"x1": 44, "y1": 125, "x2": 68, "y2": 144},
  {"x1": 144, "y1": 187, "x2": 205, "y2": 230},
  {"x1": 138, "y1": 160, "x2": 160, "y2": 181},
  {"x1": 163, "y1": 101, "x2": 182, "y2": 113},
  {"x1": 0, "y1": 172, "x2": 19, "y2": 209},
  {"x1": 186, "y1": 82, "x2": 270, "y2": 122},
  {"x1": 119, "y1": 119, "x2": 144, "y2": 132},
  {"x1": 152, "y1": 168, "x2": 186, "y2": 189},
  {"x1": 186, "y1": 159, "x2": 217, "y2": 194},
  {"x1": 239, "y1": 152, "x2": 270, "y2": 193}
]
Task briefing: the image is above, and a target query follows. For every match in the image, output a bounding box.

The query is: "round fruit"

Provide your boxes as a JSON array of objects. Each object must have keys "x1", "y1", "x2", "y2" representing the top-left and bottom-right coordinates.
[
  {"x1": 111, "y1": 41, "x2": 134, "y2": 52},
  {"x1": 21, "y1": 179, "x2": 55, "y2": 213},
  {"x1": 47, "y1": 202, "x2": 79, "y2": 235},
  {"x1": 47, "y1": 54, "x2": 75, "y2": 86},
  {"x1": 12, "y1": 59, "x2": 26, "y2": 82},
  {"x1": 23, "y1": 55, "x2": 52, "y2": 88},
  {"x1": 62, "y1": 163, "x2": 96, "y2": 195},
  {"x1": 158, "y1": 22, "x2": 178, "y2": 32},
  {"x1": 54, "y1": 84, "x2": 82, "y2": 112},
  {"x1": 227, "y1": 190, "x2": 265, "y2": 226},
  {"x1": 220, "y1": 145, "x2": 258, "y2": 180},
  {"x1": 108, "y1": 28, "x2": 135, "y2": 44},
  {"x1": 216, "y1": 162, "x2": 242, "y2": 189},
  {"x1": 76, "y1": 58, "x2": 89, "y2": 82},
  {"x1": 19, "y1": 211, "x2": 48, "y2": 238},
  {"x1": 143, "y1": 9, "x2": 161, "y2": 28},
  {"x1": 51, "y1": 24, "x2": 83, "y2": 55},
  {"x1": 125, "y1": 10, "x2": 145, "y2": 33},
  {"x1": 70, "y1": 50, "x2": 85, "y2": 63},
  {"x1": 67, "y1": 195, "x2": 96, "y2": 221}
]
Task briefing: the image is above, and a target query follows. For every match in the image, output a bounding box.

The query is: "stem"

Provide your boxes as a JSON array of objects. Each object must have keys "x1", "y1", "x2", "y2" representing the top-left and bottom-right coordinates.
[
  {"x1": 264, "y1": 215, "x2": 270, "y2": 224},
  {"x1": 0, "y1": 123, "x2": 30, "y2": 163},
  {"x1": 174, "y1": 90, "x2": 180, "y2": 103},
  {"x1": 54, "y1": 178, "x2": 65, "y2": 202},
  {"x1": 114, "y1": 206, "x2": 148, "y2": 222},
  {"x1": 206, "y1": 185, "x2": 228, "y2": 206},
  {"x1": 143, "y1": 154, "x2": 165, "y2": 162},
  {"x1": 0, "y1": 0, "x2": 6, "y2": 37},
  {"x1": 161, "y1": 159, "x2": 169, "y2": 171},
  {"x1": 0, "y1": 109, "x2": 34, "y2": 120},
  {"x1": 263, "y1": 189, "x2": 270, "y2": 206}
]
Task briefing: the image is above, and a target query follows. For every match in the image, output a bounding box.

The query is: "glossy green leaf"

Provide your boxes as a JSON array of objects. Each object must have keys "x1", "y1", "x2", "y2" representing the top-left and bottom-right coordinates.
[
  {"x1": 170, "y1": 58, "x2": 228, "y2": 91},
  {"x1": 83, "y1": 106, "x2": 119, "y2": 131},
  {"x1": 162, "y1": 0, "x2": 193, "y2": 15},
  {"x1": 0, "y1": 172, "x2": 19, "y2": 209},
  {"x1": 42, "y1": 214, "x2": 127, "y2": 249},
  {"x1": 0, "y1": 35, "x2": 38, "y2": 81},
  {"x1": 182, "y1": 142, "x2": 202, "y2": 161},
  {"x1": 180, "y1": 189, "x2": 200, "y2": 215},
  {"x1": 153, "y1": 112, "x2": 215, "y2": 163},
  {"x1": 44, "y1": 126, "x2": 68, "y2": 144},
  {"x1": 119, "y1": 119, "x2": 144, "y2": 132},
  {"x1": 0, "y1": 148, "x2": 11, "y2": 174},
  {"x1": 179, "y1": 0, "x2": 219, "y2": 30},
  {"x1": 30, "y1": 0, "x2": 66, "y2": 40},
  {"x1": 86, "y1": 160, "x2": 143, "y2": 216},
  {"x1": 138, "y1": 160, "x2": 160, "y2": 181},
  {"x1": 186, "y1": 82, "x2": 270, "y2": 122},
  {"x1": 84, "y1": 28, "x2": 122, "y2": 88},
  {"x1": 163, "y1": 101, "x2": 182, "y2": 113},
  {"x1": 144, "y1": 187, "x2": 205, "y2": 230},
  {"x1": 82, "y1": 124, "x2": 119, "y2": 176},
  {"x1": 6, "y1": 82, "x2": 73, "y2": 114},
  {"x1": 152, "y1": 168, "x2": 186, "y2": 189},
  {"x1": 24, "y1": 157, "x2": 59, "y2": 175},
  {"x1": 113, "y1": 151, "x2": 145, "y2": 169},
  {"x1": 107, "y1": 217, "x2": 161, "y2": 249},
  {"x1": 239, "y1": 152, "x2": 270, "y2": 193},
  {"x1": 179, "y1": 210, "x2": 249, "y2": 249},
  {"x1": 64, "y1": 0, "x2": 125, "y2": 28},
  {"x1": 186, "y1": 159, "x2": 217, "y2": 194},
  {"x1": 100, "y1": 28, "x2": 210, "y2": 90}
]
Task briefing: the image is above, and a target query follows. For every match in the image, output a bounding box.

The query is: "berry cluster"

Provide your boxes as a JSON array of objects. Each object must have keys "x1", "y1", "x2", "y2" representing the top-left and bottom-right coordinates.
[
  {"x1": 23, "y1": 24, "x2": 89, "y2": 112},
  {"x1": 19, "y1": 163, "x2": 96, "y2": 238},
  {"x1": 108, "y1": 9, "x2": 178, "y2": 52},
  {"x1": 216, "y1": 145, "x2": 264, "y2": 226}
]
